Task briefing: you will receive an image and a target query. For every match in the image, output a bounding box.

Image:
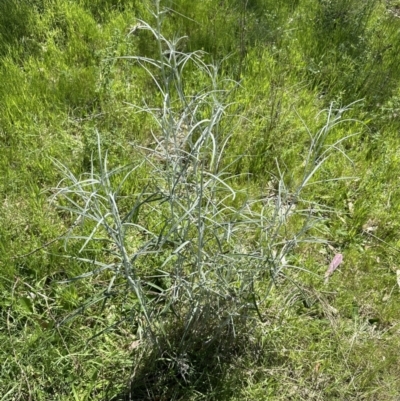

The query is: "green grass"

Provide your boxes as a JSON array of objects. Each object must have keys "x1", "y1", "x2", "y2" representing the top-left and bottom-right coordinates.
[{"x1": 2, "y1": 0, "x2": 400, "y2": 400}]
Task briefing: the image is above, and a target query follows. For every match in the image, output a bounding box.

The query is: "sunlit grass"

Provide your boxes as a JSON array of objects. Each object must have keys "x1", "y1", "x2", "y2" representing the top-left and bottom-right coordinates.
[{"x1": 2, "y1": 0, "x2": 400, "y2": 400}]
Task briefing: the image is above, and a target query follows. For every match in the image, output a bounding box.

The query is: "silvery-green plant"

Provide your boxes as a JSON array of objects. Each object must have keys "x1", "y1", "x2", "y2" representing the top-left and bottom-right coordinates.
[{"x1": 49, "y1": 0, "x2": 359, "y2": 377}]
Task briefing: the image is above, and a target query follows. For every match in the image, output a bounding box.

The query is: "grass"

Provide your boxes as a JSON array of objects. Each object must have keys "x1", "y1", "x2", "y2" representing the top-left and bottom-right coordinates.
[{"x1": 2, "y1": 0, "x2": 400, "y2": 400}]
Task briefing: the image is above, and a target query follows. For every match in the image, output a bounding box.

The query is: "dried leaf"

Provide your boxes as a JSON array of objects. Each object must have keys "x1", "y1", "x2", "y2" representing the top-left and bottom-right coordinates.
[
  {"x1": 348, "y1": 201, "x2": 354, "y2": 215},
  {"x1": 324, "y1": 253, "x2": 343, "y2": 284},
  {"x1": 128, "y1": 340, "x2": 141, "y2": 351}
]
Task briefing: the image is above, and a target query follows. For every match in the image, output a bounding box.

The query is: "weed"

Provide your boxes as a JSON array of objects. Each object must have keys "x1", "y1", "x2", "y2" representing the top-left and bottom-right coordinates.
[{"x1": 50, "y1": 3, "x2": 360, "y2": 398}]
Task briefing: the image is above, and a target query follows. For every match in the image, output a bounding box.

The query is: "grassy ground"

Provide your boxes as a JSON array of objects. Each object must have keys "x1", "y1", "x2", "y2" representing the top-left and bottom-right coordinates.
[{"x1": 1, "y1": 0, "x2": 400, "y2": 400}]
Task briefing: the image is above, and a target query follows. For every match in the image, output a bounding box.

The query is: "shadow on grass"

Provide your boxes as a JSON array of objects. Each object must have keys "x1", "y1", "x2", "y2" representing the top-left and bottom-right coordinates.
[{"x1": 109, "y1": 319, "x2": 264, "y2": 401}]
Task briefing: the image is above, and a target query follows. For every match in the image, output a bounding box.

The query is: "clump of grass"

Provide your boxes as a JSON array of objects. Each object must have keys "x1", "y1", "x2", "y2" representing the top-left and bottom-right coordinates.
[
  {"x1": 49, "y1": 1, "x2": 359, "y2": 397},
  {"x1": 296, "y1": 0, "x2": 400, "y2": 107}
]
